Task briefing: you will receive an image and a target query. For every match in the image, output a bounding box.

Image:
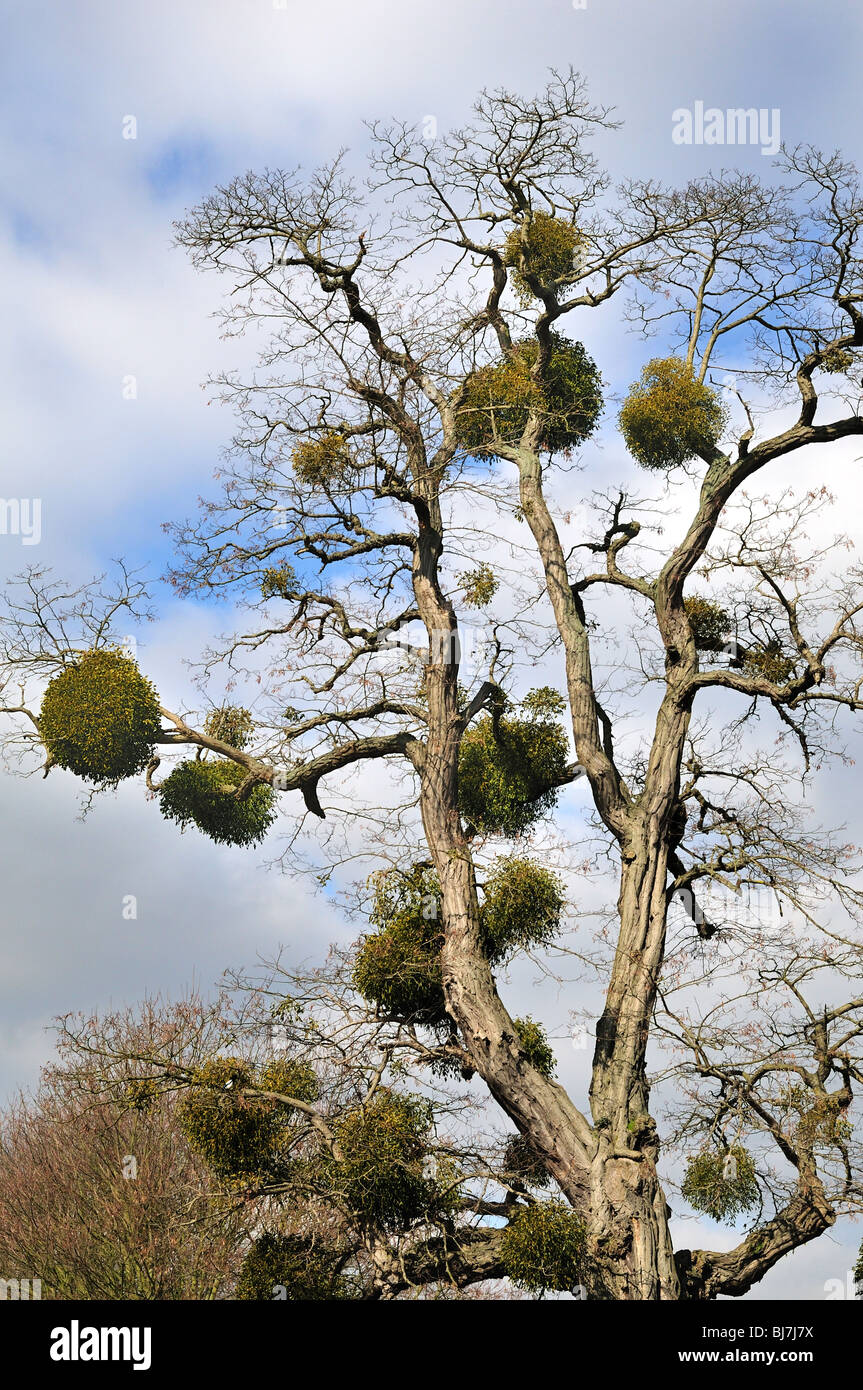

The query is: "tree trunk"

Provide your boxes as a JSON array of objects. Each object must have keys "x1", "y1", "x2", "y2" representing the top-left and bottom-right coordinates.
[
  {"x1": 413, "y1": 429, "x2": 692, "y2": 1297},
  {"x1": 420, "y1": 687, "x2": 684, "y2": 1297},
  {"x1": 586, "y1": 845, "x2": 681, "y2": 1299}
]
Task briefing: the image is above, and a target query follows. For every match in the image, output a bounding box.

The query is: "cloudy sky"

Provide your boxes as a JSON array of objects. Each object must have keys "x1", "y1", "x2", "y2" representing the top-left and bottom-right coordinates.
[{"x1": 3, "y1": 0, "x2": 863, "y2": 1299}]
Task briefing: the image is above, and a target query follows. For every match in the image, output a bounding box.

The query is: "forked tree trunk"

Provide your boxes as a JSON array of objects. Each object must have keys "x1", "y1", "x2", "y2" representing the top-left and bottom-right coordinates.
[
  {"x1": 420, "y1": 681, "x2": 685, "y2": 1298},
  {"x1": 413, "y1": 441, "x2": 690, "y2": 1298}
]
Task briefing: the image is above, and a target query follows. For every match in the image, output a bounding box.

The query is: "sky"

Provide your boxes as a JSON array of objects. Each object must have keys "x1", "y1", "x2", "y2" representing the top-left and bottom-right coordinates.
[{"x1": 2, "y1": 0, "x2": 863, "y2": 1300}]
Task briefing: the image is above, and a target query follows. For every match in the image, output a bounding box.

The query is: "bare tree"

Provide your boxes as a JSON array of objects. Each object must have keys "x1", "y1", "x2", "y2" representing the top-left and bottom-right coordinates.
[
  {"x1": 0, "y1": 997, "x2": 247, "y2": 1299},
  {"x1": 4, "y1": 71, "x2": 863, "y2": 1299}
]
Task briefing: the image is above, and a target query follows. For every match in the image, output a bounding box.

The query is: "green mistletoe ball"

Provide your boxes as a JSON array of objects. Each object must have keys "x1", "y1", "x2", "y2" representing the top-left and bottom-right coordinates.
[
  {"x1": 159, "y1": 758, "x2": 276, "y2": 847},
  {"x1": 39, "y1": 648, "x2": 161, "y2": 786}
]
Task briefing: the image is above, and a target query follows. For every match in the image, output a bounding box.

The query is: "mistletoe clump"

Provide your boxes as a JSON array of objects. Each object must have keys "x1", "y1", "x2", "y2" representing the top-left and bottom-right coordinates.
[
  {"x1": 158, "y1": 758, "x2": 276, "y2": 847},
  {"x1": 235, "y1": 1232, "x2": 351, "y2": 1301},
  {"x1": 481, "y1": 857, "x2": 565, "y2": 960},
  {"x1": 352, "y1": 866, "x2": 446, "y2": 1024},
  {"x1": 39, "y1": 649, "x2": 161, "y2": 786},
  {"x1": 259, "y1": 1058, "x2": 319, "y2": 1105},
  {"x1": 684, "y1": 596, "x2": 732, "y2": 653},
  {"x1": 681, "y1": 1145, "x2": 759, "y2": 1222},
  {"x1": 332, "y1": 1091, "x2": 455, "y2": 1231},
  {"x1": 741, "y1": 640, "x2": 797, "y2": 684},
  {"x1": 458, "y1": 562, "x2": 499, "y2": 609},
  {"x1": 260, "y1": 561, "x2": 299, "y2": 601},
  {"x1": 501, "y1": 1200, "x2": 586, "y2": 1293},
  {"x1": 292, "y1": 429, "x2": 352, "y2": 487},
  {"x1": 203, "y1": 705, "x2": 254, "y2": 749},
  {"x1": 781, "y1": 1086, "x2": 853, "y2": 1148},
  {"x1": 503, "y1": 213, "x2": 584, "y2": 306},
  {"x1": 178, "y1": 1057, "x2": 304, "y2": 1183},
  {"x1": 502, "y1": 1133, "x2": 551, "y2": 1189},
  {"x1": 123, "y1": 1077, "x2": 161, "y2": 1114},
  {"x1": 353, "y1": 856, "x2": 566, "y2": 1031},
  {"x1": 458, "y1": 690, "x2": 570, "y2": 837},
  {"x1": 454, "y1": 333, "x2": 603, "y2": 459},
  {"x1": 820, "y1": 346, "x2": 855, "y2": 374},
  {"x1": 456, "y1": 350, "x2": 537, "y2": 457},
  {"x1": 619, "y1": 357, "x2": 727, "y2": 470},
  {"x1": 513, "y1": 1017, "x2": 556, "y2": 1078}
]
